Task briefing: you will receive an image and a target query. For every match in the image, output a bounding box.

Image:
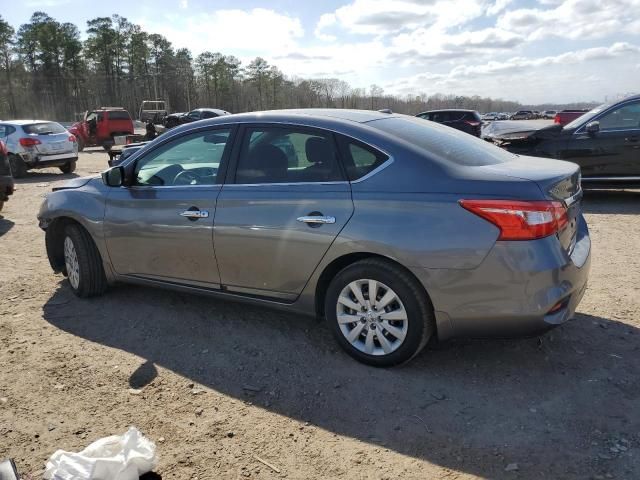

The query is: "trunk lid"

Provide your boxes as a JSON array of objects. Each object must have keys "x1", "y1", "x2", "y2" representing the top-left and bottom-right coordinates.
[
  {"x1": 479, "y1": 156, "x2": 582, "y2": 253},
  {"x1": 35, "y1": 132, "x2": 75, "y2": 155}
]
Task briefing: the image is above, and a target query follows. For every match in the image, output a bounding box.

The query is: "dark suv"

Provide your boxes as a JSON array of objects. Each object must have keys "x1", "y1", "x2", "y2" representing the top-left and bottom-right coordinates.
[
  {"x1": 0, "y1": 140, "x2": 14, "y2": 212},
  {"x1": 416, "y1": 109, "x2": 482, "y2": 137}
]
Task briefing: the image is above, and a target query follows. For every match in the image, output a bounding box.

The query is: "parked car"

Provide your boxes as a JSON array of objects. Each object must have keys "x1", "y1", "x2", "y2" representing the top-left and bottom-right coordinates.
[
  {"x1": 139, "y1": 100, "x2": 167, "y2": 123},
  {"x1": 164, "y1": 108, "x2": 231, "y2": 128},
  {"x1": 0, "y1": 140, "x2": 14, "y2": 212},
  {"x1": 68, "y1": 107, "x2": 134, "y2": 152},
  {"x1": 38, "y1": 109, "x2": 590, "y2": 366},
  {"x1": 107, "y1": 141, "x2": 149, "y2": 167},
  {"x1": 554, "y1": 109, "x2": 589, "y2": 126},
  {"x1": 0, "y1": 120, "x2": 78, "y2": 178},
  {"x1": 416, "y1": 109, "x2": 482, "y2": 137},
  {"x1": 486, "y1": 95, "x2": 640, "y2": 188},
  {"x1": 482, "y1": 112, "x2": 499, "y2": 121},
  {"x1": 498, "y1": 113, "x2": 510, "y2": 120},
  {"x1": 510, "y1": 110, "x2": 534, "y2": 120},
  {"x1": 543, "y1": 110, "x2": 557, "y2": 119}
]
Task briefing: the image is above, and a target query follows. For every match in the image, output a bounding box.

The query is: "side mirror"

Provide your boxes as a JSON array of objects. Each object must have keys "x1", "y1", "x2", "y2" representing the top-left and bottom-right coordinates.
[
  {"x1": 586, "y1": 121, "x2": 599, "y2": 135},
  {"x1": 102, "y1": 166, "x2": 124, "y2": 187}
]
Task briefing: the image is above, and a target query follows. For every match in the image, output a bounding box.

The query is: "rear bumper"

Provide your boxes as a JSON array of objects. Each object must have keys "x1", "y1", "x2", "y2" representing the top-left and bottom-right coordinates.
[
  {"x1": 412, "y1": 215, "x2": 591, "y2": 341},
  {"x1": 20, "y1": 152, "x2": 77, "y2": 168}
]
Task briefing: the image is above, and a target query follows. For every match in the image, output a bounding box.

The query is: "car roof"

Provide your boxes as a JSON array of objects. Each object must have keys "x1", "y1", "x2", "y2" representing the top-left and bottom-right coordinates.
[
  {"x1": 0, "y1": 120, "x2": 61, "y2": 125},
  {"x1": 417, "y1": 109, "x2": 476, "y2": 114},
  {"x1": 202, "y1": 108, "x2": 400, "y2": 124}
]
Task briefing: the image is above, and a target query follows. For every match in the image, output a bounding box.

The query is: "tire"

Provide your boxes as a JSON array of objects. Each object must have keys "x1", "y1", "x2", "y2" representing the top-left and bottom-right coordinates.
[
  {"x1": 59, "y1": 160, "x2": 76, "y2": 174},
  {"x1": 9, "y1": 155, "x2": 27, "y2": 178},
  {"x1": 324, "y1": 258, "x2": 435, "y2": 367},
  {"x1": 62, "y1": 224, "x2": 107, "y2": 298}
]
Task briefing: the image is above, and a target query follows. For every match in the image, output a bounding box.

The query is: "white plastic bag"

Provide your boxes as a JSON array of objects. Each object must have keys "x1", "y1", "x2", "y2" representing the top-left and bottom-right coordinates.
[{"x1": 43, "y1": 427, "x2": 157, "y2": 480}]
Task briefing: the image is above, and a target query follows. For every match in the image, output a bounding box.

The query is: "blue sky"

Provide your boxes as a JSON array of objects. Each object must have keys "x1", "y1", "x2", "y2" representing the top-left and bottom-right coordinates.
[{"x1": 2, "y1": 0, "x2": 639, "y2": 104}]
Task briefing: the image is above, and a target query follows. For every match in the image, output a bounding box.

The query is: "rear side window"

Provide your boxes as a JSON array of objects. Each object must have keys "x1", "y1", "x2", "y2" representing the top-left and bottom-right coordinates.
[
  {"x1": 369, "y1": 116, "x2": 515, "y2": 166},
  {"x1": 234, "y1": 127, "x2": 344, "y2": 184},
  {"x1": 108, "y1": 111, "x2": 131, "y2": 120},
  {"x1": 22, "y1": 122, "x2": 67, "y2": 135},
  {"x1": 336, "y1": 135, "x2": 389, "y2": 181}
]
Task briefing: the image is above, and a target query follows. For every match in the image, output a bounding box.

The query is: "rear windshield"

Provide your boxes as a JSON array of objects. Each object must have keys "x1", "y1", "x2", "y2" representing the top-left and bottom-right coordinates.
[
  {"x1": 22, "y1": 122, "x2": 66, "y2": 135},
  {"x1": 108, "y1": 111, "x2": 131, "y2": 120},
  {"x1": 368, "y1": 116, "x2": 516, "y2": 166}
]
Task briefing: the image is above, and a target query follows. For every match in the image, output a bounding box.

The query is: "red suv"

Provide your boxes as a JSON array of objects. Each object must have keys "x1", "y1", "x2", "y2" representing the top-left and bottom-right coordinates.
[{"x1": 69, "y1": 108, "x2": 134, "y2": 151}]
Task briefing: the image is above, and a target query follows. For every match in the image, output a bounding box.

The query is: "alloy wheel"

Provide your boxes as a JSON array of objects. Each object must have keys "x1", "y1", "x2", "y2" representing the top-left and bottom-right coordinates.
[
  {"x1": 63, "y1": 236, "x2": 80, "y2": 289},
  {"x1": 336, "y1": 279, "x2": 408, "y2": 356}
]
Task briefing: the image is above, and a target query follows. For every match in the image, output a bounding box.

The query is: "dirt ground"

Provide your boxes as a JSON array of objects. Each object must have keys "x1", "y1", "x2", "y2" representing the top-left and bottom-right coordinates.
[{"x1": 1, "y1": 150, "x2": 639, "y2": 480}]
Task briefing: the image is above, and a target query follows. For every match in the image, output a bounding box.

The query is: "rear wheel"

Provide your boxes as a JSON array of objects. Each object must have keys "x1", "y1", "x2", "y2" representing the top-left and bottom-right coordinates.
[
  {"x1": 62, "y1": 224, "x2": 107, "y2": 297},
  {"x1": 59, "y1": 160, "x2": 76, "y2": 174},
  {"x1": 325, "y1": 258, "x2": 435, "y2": 367},
  {"x1": 9, "y1": 155, "x2": 27, "y2": 178}
]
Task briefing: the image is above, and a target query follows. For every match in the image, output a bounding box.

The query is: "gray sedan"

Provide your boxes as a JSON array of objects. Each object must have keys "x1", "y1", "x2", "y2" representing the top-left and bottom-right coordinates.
[
  {"x1": 0, "y1": 120, "x2": 78, "y2": 178},
  {"x1": 37, "y1": 109, "x2": 590, "y2": 366}
]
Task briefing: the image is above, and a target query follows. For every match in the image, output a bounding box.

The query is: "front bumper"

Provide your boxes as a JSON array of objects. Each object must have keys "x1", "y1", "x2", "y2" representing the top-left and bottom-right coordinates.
[{"x1": 412, "y1": 215, "x2": 591, "y2": 341}]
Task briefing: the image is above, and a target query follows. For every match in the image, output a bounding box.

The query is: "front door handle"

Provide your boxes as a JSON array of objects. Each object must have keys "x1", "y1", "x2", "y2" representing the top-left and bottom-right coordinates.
[
  {"x1": 180, "y1": 209, "x2": 209, "y2": 219},
  {"x1": 297, "y1": 215, "x2": 336, "y2": 225},
  {"x1": 625, "y1": 136, "x2": 639, "y2": 143}
]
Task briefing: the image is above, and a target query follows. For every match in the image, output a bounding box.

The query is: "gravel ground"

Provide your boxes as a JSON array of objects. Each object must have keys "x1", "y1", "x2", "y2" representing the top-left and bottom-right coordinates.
[{"x1": 1, "y1": 150, "x2": 639, "y2": 479}]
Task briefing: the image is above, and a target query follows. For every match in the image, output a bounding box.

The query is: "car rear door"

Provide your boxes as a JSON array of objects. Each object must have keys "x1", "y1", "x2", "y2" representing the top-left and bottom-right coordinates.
[
  {"x1": 103, "y1": 126, "x2": 235, "y2": 287},
  {"x1": 213, "y1": 124, "x2": 354, "y2": 301}
]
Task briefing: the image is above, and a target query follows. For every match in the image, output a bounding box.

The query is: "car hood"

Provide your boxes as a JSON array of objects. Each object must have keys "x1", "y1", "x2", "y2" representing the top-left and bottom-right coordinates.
[
  {"x1": 51, "y1": 175, "x2": 96, "y2": 191},
  {"x1": 483, "y1": 122, "x2": 566, "y2": 141}
]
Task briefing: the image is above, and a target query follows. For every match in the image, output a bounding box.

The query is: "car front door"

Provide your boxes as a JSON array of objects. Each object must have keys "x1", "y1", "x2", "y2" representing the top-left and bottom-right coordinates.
[
  {"x1": 103, "y1": 127, "x2": 234, "y2": 287},
  {"x1": 564, "y1": 101, "x2": 640, "y2": 176},
  {"x1": 213, "y1": 124, "x2": 354, "y2": 301}
]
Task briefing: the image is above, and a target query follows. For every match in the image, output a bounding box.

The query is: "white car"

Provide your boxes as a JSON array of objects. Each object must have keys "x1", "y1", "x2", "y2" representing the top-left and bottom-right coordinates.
[{"x1": 0, "y1": 120, "x2": 78, "y2": 178}]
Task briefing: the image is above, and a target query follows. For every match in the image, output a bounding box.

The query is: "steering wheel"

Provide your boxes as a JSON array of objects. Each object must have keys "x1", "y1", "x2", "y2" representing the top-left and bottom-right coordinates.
[{"x1": 173, "y1": 169, "x2": 200, "y2": 185}]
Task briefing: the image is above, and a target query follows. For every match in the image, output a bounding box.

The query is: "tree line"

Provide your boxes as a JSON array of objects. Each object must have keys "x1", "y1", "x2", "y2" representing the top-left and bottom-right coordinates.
[{"x1": 0, "y1": 12, "x2": 592, "y2": 121}]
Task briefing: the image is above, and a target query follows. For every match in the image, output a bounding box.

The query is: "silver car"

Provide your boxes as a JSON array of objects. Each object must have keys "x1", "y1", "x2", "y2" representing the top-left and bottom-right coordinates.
[
  {"x1": 0, "y1": 120, "x2": 78, "y2": 178},
  {"x1": 37, "y1": 110, "x2": 591, "y2": 366}
]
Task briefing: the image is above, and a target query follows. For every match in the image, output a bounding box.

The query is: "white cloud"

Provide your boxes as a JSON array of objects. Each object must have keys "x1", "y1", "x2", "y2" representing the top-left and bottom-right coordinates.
[
  {"x1": 497, "y1": 0, "x2": 640, "y2": 40},
  {"x1": 139, "y1": 8, "x2": 303, "y2": 53},
  {"x1": 385, "y1": 43, "x2": 640, "y2": 103},
  {"x1": 179, "y1": 0, "x2": 188, "y2": 9}
]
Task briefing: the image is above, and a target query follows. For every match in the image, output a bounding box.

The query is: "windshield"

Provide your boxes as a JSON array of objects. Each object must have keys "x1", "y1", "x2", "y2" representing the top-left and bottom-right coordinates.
[
  {"x1": 564, "y1": 103, "x2": 609, "y2": 129},
  {"x1": 22, "y1": 122, "x2": 67, "y2": 135},
  {"x1": 369, "y1": 116, "x2": 516, "y2": 166}
]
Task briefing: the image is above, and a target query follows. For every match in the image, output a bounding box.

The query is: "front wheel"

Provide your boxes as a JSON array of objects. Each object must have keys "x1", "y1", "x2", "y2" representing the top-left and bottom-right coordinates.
[
  {"x1": 63, "y1": 224, "x2": 107, "y2": 297},
  {"x1": 325, "y1": 259, "x2": 435, "y2": 367},
  {"x1": 59, "y1": 160, "x2": 76, "y2": 174}
]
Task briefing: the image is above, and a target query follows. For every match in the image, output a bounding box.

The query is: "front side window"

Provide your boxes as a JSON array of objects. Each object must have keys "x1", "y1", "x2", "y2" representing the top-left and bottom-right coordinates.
[
  {"x1": 188, "y1": 111, "x2": 201, "y2": 120},
  {"x1": 234, "y1": 127, "x2": 344, "y2": 184},
  {"x1": 134, "y1": 129, "x2": 231, "y2": 186},
  {"x1": 597, "y1": 102, "x2": 640, "y2": 131}
]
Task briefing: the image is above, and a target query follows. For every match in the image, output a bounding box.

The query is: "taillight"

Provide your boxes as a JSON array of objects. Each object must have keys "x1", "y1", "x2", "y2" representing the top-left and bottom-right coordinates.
[
  {"x1": 554, "y1": 114, "x2": 561, "y2": 124},
  {"x1": 19, "y1": 137, "x2": 41, "y2": 147},
  {"x1": 68, "y1": 134, "x2": 77, "y2": 143},
  {"x1": 0, "y1": 141, "x2": 6, "y2": 156},
  {"x1": 460, "y1": 199, "x2": 568, "y2": 240},
  {"x1": 465, "y1": 121, "x2": 481, "y2": 127}
]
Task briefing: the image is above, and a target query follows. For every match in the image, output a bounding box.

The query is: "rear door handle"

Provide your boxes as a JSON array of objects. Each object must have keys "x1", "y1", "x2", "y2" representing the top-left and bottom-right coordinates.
[
  {"x1": 625, "y1": 136, "x2": 639, "y2": 142},
  {"x1": 180, "y1": 209, "x2": 209, "y2": 219},
  {"x1": 297, "y1": 215, "x2": 336, "y2": 224}
]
